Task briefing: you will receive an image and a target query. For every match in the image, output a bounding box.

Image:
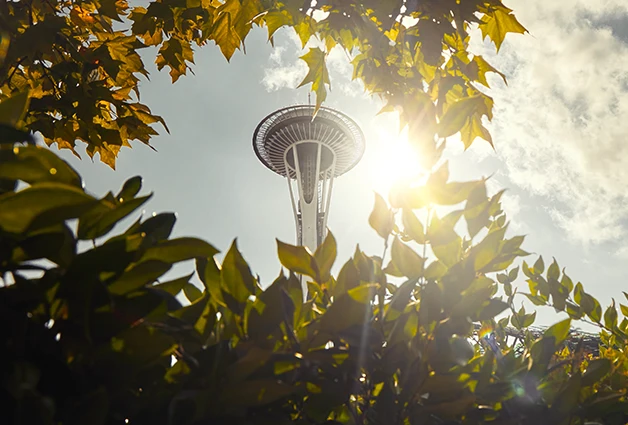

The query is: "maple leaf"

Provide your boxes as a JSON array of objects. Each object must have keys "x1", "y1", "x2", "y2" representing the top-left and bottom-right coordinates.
[
  {"x1": 438, "y1": 94, "x2": 492, "y2": 139},
  {"x1": 479, "y1": 7, "x2": 527, "y2": 52},
  {"x1": 212, "y1": 10, "x2": 241, "y2": 61},
  {"x1": 297, "y1": 47, "x2": 330, "y2": 113}
]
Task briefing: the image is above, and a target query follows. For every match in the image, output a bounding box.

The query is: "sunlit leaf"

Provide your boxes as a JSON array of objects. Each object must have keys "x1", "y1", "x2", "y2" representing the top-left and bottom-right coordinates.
[
  {"x1": 544, "y1": 318, "x2": 571, "y2": 347},
  {"x1": 277, "y1": 239, "x2": 318, "y2": 280},
  {"x1": 314, "y1": 231, "x2": 336, "y2": 283},
  {"x1": 479, "y1": 7, "x2": 527, "y2": 52},
  {"x1": 297, "y1": 47, "x2": 330, "y2": 112},
  {"x1": 369, "y1": 192, "x2": 394, "y2": 239},
  {"x1": 390, "y1": 237, "x2": 424, "y2": 279}
]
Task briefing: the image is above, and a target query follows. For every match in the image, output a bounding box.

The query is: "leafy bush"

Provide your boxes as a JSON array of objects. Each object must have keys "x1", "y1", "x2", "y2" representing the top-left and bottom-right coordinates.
[{"x1": 2, "y1": 91, "x2": 628, "y2": 424}]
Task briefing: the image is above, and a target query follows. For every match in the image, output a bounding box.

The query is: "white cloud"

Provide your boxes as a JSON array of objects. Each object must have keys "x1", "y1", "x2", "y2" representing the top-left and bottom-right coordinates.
[
  {"x1": 469, "y1": 0, "x2": 628, "y2": 246},
  {"x1": 261, "y1": 27, "x2": 365, "y2": 97},
  {"x1": 261, "y1": 30, "x2": 305, "y2": 91},
  {"x1": 262, "y1": 1, "x2": 628, "y2": 248}
]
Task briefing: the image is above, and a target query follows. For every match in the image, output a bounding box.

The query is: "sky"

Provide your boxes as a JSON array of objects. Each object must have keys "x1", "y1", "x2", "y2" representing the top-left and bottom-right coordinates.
[{"x1": 55, "y1": 0, "x2": 628, "y2": 328}]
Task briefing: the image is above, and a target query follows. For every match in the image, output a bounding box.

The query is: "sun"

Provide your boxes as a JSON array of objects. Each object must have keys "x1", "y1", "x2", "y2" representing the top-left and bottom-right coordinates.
[{"x1": 368, "y1": 123, "x2": 426, "y2": 196}]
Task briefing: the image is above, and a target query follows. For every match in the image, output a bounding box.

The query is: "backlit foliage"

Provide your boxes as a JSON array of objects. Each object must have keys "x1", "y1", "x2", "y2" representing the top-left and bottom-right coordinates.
[
  {"x1": 2, "y1": 1, "x2": 628, "y2": 424},
  {"x1": 1, "y1": 0, "x2": 525, "y2": 167}
]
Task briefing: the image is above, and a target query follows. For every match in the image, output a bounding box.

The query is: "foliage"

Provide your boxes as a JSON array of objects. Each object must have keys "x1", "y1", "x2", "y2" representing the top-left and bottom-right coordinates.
[
  {"x1": 2, "y1": 90, "x2": 628, "y2": 424},
  {"x1": 1, "y1": 0, "x2": 525, "y2": 168},
  {"x1": 3, "y1": 1, "x2": 628, "y2": 425}
]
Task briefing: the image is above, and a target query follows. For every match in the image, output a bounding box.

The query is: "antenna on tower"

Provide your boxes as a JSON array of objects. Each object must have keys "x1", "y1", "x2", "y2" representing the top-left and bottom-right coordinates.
[{"x1": 253, "y1": 105, "x2": 365, "y2": 298}]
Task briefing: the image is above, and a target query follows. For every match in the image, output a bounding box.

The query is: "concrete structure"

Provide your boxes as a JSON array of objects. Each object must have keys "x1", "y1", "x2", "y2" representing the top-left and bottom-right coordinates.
[{"x1": 253, "y1": 104, "x2": 365, "y2": 257}]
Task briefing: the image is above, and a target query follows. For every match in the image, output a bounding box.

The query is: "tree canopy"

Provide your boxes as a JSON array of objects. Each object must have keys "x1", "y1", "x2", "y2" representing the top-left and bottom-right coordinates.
[
  {"x1": 1, "y1": 0, "x2": 525, "y2": 167},
  {"x1": 2, "y1": 1, "x2": 628, "y2": 425}
]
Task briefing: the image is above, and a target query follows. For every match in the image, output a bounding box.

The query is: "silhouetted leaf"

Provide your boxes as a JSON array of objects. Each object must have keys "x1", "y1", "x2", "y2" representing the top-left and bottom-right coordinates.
[
  {"x1": 390, "y1": 237, "x2": 424, "y2": 279},
  {"x1": 582, "y1": 359, "x2": 611, "y2": 386},
  {"x1": 141, "y1": 237, "x2": 219, "y2": 264},
  {"x1": 369, "y1": 192, "x2": 394, "y2": 239},
  {"x1": 277, "y1": 239, "x2": 318, "y2": 280},
  {"x1": 222, "y1": 239, "x2": 257, "y2": 303},
  {"x1": 0, "y1": 91, "x2": 30, "y2": 126},
  {"x1": 0, "y1": 182, "x2": 96, "y2": 233},
  {"x1": 314, "y1": 231, "x2": 337, "y2": 282}
]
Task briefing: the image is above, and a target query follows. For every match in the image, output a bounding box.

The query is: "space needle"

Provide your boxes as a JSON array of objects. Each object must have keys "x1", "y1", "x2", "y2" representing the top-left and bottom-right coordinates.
[{"x1": 253, "y1": 104, "x2": 365, "y2": 279}]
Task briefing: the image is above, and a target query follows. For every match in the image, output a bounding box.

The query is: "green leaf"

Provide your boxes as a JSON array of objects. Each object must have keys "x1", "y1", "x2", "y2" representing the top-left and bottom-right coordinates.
[
  {"x1": 402, "y1": 209, "x2": 426, "y2": 244},
  {"x1": 471, "y1": 225, "x2": 507, "y2": 272},
  {"x1": 318, "y1": 284, "x2": 376, "y2": 334},
  {"x1": 153, "y1": 273, "x2": 194, "y2": 296},
  {"x1": 477, "y1": 299, "x2": 508, "y2": 321},
  {"x1": 533, "y1": 256, "x2": 545, "y2": 274},
  {"x1": 135, "y1": 212, "x2": 176, "y2": 243},
  {"x1": 264, "y1": 10, "x2": 293, "y2": 40},
  {"x1": 108, "y1": 260, "x2": 172, "y2": 295},
  {"x1": 0, "y1": 145, "x2": 82, "y2": 187},
  {"x1": 547, "y1": 258, "x2": 560, "y2": 281},
  {"x1": 438, "y1": 95, "x2": 489, "y2": 138},
  {"x1": 450, "y1": 336, "x2": 475, "y2": 366},
  {"x1": 508, "y1": 266, "x2": 519, "y2": 282},
  {"x1": 0, "y1": 182, "x2": 96, "y2": 233},
  {"x1": 332, "y1": 260, "x2": 359, "y2": 297},
  {"x1": 298, "y1": 47, "x2": 330, "y2": 112},
  {"x1": 523, "y1": 293, "x2": 547, "y2": 306},
  {"x1": 468, "y1": 55, "x2": 507, "y2": 87},
  {"x1": 479, "y1": 7, "x2": 527, "y2": 52},
  {"x1": 390, "y1": 237, "x2": 424, "y2": 279},
  {"x1": 385, "y1": 278, "x2": 417, "y2": 320},
  {"x1": 544, "y1": 318, "x2": 571, "y2": 347},
  {"x1": 212, "y1": 11, "x2": 241, "y2": 61},
  {"x1": 197, "y1": 257, "x2": 226, "y2": 307},
  {"x1": 368, "y1": 192, "x2": 393, "y2": 239},
  {"x1": 463, "y1": 181, "x2": 490, "y2": 238},
  {"x1": 140, "y1": 237, "x2": 219, "y2": 264},
  {"x1": 314, "y1": 231, "x2": 337, "y2": 282},
  {"x1": 582, "y1": 358, "x2": 611, "y2": 387},
  {"x1": 116, "y1": 176, "x2": 142, "y2": 201},
  {"x1": 0, "y1": 123, "x2": 34, "y2": 145},
  {"x1": 460, "y1": 115, "x2": 493, "y2": 149},
  {"x1": 277, "y1": 239, "x2": 318, "y2": 280},
  {"x1": 222, "y1": 240, "x2": 257, "y2": 303},
  {"x1": 574, "y1": 282, "x2": 602, "y2": 322},
  {"x1": 12, "y1": 223, "x2": 76, "y2": 268},
  {"x1": 78, "y1": 195, "x2": 152, "y2": 240},
  {"x1": 247, "y1": 273, "x2": 294, "y2": 339},
  {"x1": 604, "y1": 300, "x2": 618, "y2": 330},
  {"x1": 183, "y1": 282, "x2": 203, "y2": 303},
  {"x1": 0, "y1": 91, "x2": 30, "y2": 126},
  {"x1": 523, "y1": 311, "x2": 536, "y2": 327},
  {"x1": 551, "y1": 374, "x2": 581, "y2": 420}
]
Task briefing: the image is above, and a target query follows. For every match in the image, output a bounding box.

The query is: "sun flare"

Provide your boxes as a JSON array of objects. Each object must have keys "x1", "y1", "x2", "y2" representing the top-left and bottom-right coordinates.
[{"x1": 368, "y1": 124, "x2": 426, "y2": 196}]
